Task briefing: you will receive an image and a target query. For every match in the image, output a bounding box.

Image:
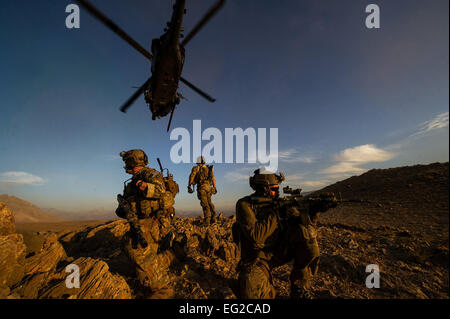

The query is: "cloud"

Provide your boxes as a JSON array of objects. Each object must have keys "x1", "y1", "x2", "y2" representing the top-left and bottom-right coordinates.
[
  {"x1": 224, "y1": 166, "x2": 258, "y2": 182},
  {"x1": 224, "y1": 171, "x2": 250, "y2": 183},
  {"x1": 333, "y1": 144, "x2": 395, "y2": 163},
  {"x1": 412, "y1": 112, "x2": 449, "y2": 137},
  {"x1": 321, "y1": 144, "x2": 396, "y2": 175},
  {"x1": 0, "y1": 172, "x2": 45, "y2": 185},
  {"x1": 279, "y1": 149, "x2": 315, "y2": 163}
]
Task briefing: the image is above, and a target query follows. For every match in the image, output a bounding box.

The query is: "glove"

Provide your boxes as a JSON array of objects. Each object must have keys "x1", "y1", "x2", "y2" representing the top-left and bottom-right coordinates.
[
  {"x1": 135, "y1": 180, "x2": 147, "y2": 192},
  {"x1": 117, "y1": 194, "x2": 131, "y2": 210},
  {"x1": 187, "y1": 185, "x2": 194, "y2": 194},
  {"x1": 278, "y1": 206, "x2": 299, "y2": 220},
  {"x1": 130, "y1": 223, "x2": 148, "y2": 249}
]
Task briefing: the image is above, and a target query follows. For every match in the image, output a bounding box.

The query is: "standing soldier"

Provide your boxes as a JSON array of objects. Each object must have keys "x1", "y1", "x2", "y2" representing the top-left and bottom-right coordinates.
[
  {"x1": 188, "y1": 156, "x2": 217, "y2": 226},
  {"x1": 115, "y1": 149, "x2": 176, "y2": 298},
  {"x1": 233, "y1": 169, "x2": 322, "y2": 299}
]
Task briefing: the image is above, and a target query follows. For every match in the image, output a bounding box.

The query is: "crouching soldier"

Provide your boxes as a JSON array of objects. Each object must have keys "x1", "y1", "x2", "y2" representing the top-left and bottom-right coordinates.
[
  {"x1": 188, "y1": 156, "x2": 217, "y2": 226},
  {"x1": 115, "y1": 149, "x2": 176, "y2": 298},
  {"x1": 234, "y1": 169, "x2": 321, "y2": 299}
]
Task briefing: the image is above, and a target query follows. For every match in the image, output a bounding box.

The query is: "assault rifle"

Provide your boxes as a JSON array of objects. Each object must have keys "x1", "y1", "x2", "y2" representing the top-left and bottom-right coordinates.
[
  {"x1": 276, "y1": 186, "x2": 338, "y2": 222},
  {"x1": 117, "y1": 194, "x2": 148, "y2": 248}
]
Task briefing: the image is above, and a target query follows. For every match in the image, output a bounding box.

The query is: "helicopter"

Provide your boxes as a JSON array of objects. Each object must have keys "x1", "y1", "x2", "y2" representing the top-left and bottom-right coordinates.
[{"x1": 76, "y1": 0, "x2": 226, "y2": 131}]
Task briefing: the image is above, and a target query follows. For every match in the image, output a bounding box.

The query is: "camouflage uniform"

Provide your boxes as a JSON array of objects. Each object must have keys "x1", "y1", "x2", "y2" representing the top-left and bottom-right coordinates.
[
  {"x1": 117, "y1": 166, "x2": 175, "y2": 230},
  {"x1": 235, "y1": 171, "x2": 320, "y2": 299},
  {"x1": 188, "y1": 161, "x2": 217, "y2": 225},
  {"x1": 116, "y1": 150, "x2": 176, "y2": 298}
]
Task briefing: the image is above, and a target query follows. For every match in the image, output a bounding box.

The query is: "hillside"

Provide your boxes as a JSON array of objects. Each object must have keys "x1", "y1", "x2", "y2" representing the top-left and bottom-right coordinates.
[
  {"x1": 317, "y1": 162, "x2": 449, "y2": 214},
  {"x1": 0, "y1": 162, "x2": 448, "y2": 299},
  {"x1": 0, "y1": 195, "x2": 65, "y2": 223}
]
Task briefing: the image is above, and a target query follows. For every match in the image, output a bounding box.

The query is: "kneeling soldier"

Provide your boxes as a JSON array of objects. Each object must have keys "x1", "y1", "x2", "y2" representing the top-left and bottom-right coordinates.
[
  {"x1": 116, "y1": 149, "x2": 176, "y2": 298},
  {"x1": 234, "y1": 169, "x2": 321, "y2": 299}
]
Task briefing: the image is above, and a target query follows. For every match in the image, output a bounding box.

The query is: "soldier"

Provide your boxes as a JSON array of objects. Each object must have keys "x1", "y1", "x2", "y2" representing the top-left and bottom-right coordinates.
[
  {"x1": 115, "y1": 149, "x2": 176, "y2": 298},
  {"x1": 234, "y1": 169, "x2": 321, "y2": 299},
  {"x1": 188, "y1": 156, "x2": 217, "y2": 226}
]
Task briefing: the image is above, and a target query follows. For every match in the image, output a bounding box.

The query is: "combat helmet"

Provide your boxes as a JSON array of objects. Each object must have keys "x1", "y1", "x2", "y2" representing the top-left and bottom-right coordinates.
[
  {"x1": 249, "y1": 168, "x2": 285, "y2": 191},
  {"x1": 196, "y1": 155, "x2": 206, "y2": 165},
  {"x1": 120, "y1": 149, "x2": 149, "y2": 170}
]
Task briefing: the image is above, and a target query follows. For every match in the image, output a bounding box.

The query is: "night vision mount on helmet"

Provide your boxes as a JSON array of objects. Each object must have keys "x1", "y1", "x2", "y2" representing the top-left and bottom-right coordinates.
[
  {"x1": 120, "y1": 149, "x2": 149, "y2": 169},
  {"x1": 249, "y1": 169, "x2": 285, "y2": 191}
]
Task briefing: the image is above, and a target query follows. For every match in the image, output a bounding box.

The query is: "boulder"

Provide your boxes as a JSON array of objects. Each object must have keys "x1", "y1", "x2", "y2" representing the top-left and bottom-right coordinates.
[
  {"x1": 23, "y1": 233, "x2": 67, "y2": 275},
  {"x1": 59, "y1": 220, "x2": 128, "y2": 258},
  {"x1": 0, "y1": 233, "x2": 27, "y2": 287},
  {"x1": 39, "y1": 257, "x2": 132, "y2": 299},
  {"x1": 0, "y1": 202, "x2": 16, "y2": 236}
]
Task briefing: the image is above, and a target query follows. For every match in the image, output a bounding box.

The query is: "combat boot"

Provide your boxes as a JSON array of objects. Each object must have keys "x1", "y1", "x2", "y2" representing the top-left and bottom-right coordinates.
[
  {"x1": 149, "y1": 287, "x2": 175, "y2": 299},
  {"x1": 290, "y1": 268, "x2": 314, "y2": 299},
  {"x1": 291, "y1": 285, "x2": 314, "y2": 299}
]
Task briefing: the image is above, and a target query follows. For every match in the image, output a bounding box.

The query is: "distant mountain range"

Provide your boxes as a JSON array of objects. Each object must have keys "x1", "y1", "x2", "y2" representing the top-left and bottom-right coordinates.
[
  {"x1": 1, "y1": 162, "x2": 448, "y2": 222},
  {"x1": 43, "y1": 208, "x2": 117, "y2": 221},
  {"x1": 0, "y1": 194, "x2": 66, "y2": 223}
]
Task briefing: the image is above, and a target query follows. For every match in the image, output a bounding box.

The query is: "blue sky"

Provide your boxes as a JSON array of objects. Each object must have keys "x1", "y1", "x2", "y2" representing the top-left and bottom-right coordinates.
[{"x1": 0, "y1": 0, "x2": 448, "y2": 215}]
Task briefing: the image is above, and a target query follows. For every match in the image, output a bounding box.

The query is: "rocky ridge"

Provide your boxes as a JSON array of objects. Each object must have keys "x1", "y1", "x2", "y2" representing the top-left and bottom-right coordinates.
[{"x1": 0, "y1": 162, "x2": 448, "y2": 299}]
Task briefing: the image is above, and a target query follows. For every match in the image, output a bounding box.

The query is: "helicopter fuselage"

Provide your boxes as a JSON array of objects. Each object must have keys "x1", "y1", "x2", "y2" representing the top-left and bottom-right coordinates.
[
  {"x1": 76, "y1": 0, "x2": 223, "y2": 130},
  {"x1": 145, "y1": 0, "x2": 186, "y2": 119}
]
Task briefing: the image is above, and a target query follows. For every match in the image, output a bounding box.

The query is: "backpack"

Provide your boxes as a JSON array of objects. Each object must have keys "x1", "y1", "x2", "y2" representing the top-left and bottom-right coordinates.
[
  {"x1": 195, "y1": 165, "x2": 213, "y2": 184},
  {"x1": 164, "y1": 175, "x2": 179, "y2": 197}
]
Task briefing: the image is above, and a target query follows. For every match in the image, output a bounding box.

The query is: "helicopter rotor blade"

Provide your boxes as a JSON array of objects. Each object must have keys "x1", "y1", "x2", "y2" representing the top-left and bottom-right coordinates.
[
  {"x1": 76, "y1": 0, "x2": 153, "y2": 61},
  {"x1": 167, "y1": 107, "x2": 175, "y2": 132},
  {"x1": 180, "y1": 77, "x2": 216, "y2": 102},
  {"x1": 120, "y1": 77, "x2": 152, "y2": 113},
  {"x1": 181, "y1": 0, "x2": 226, "y2": 47}
]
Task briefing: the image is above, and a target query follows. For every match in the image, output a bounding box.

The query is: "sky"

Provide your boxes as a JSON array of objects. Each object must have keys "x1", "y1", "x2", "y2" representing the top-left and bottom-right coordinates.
[{"x1": 0, "y1": 0, "x2": 448, "y2": 215}]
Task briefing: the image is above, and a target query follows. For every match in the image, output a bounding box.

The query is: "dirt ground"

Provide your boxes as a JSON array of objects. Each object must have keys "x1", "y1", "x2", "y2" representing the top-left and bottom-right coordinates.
[{"x1": 273, "y1": 201, "x2": 449, "y2": 299}]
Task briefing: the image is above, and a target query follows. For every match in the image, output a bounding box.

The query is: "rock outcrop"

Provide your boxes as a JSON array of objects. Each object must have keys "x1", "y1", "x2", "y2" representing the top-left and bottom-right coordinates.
[
  {"x1": 0, "y1": 202, "x2": 16, "y2": 235},
  {"x1": 0, "y1": 233, "x2": 27, "y2": 289},
  {"x1": 0, "y1": 203, "x2": 132, "y2": 299}
]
